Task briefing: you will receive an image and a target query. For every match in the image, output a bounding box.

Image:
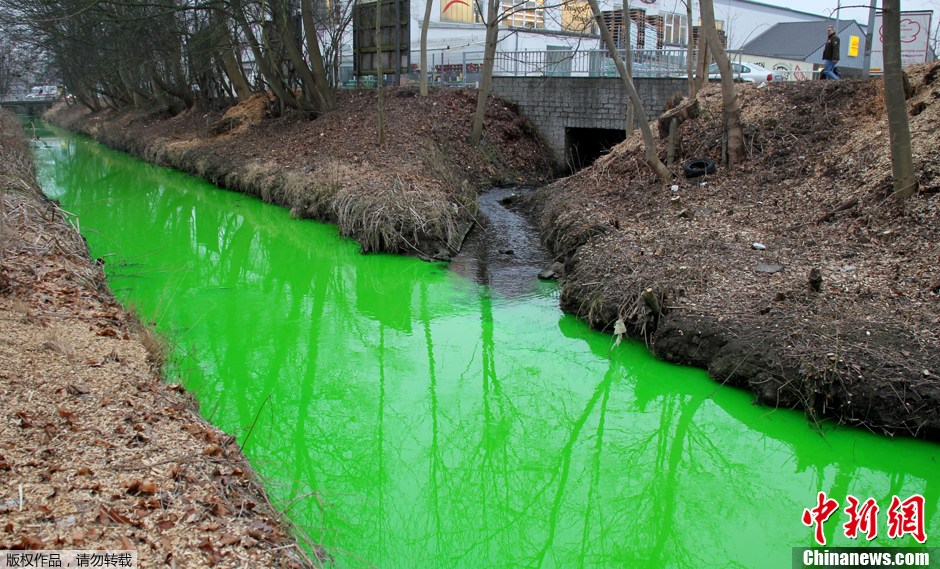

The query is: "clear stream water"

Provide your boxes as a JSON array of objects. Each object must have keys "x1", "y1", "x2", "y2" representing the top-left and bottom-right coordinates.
[{"x1": 31, "y1": 123, "x2": 939, "y2": 568}]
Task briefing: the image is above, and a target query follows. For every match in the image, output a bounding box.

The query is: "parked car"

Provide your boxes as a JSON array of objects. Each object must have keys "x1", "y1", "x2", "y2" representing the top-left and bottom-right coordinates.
[{"x1": 708, "y1": 62, "x2": 783, "y2": 83}]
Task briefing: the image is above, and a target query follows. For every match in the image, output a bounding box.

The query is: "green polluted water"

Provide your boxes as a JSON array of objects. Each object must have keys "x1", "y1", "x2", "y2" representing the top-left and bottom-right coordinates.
[{"x1": 32, "y1": 124, "x2": 939, "y2": 568}]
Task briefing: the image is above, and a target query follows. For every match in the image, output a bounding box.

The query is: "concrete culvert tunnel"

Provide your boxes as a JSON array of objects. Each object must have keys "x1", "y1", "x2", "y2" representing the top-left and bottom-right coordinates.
[{"x1": 564, "y1": 127, "x2": 626, "y2": 172}]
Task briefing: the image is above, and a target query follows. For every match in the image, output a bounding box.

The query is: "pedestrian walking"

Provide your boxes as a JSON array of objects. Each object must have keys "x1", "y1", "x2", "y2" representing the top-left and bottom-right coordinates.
[{"x1": 822, "y1": 25, "x2": 840, "y2": 80}]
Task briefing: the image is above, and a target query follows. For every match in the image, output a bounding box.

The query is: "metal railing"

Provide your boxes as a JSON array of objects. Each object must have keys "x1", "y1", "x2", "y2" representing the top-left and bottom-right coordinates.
[
  {"x1": 341, "y1": 50, "x2": 836, "y2": 86},
  {"x1": 487, "y1": 48, "x2": 691, "y2": 78},
  {"x1": 340, "y1": 48, "x2": 694, "y2": 88}
]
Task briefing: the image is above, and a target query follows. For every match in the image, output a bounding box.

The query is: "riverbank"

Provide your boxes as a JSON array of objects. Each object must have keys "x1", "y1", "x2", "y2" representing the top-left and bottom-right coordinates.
[
  {"x1": 0, "y1": 111, "x2": 318, "y2": 566},
  {"x1": 44, "y1": 72, "x2": 940, "y2": 440},
  {"x1": 46, "y1": 89, "x2": 553, "y2": 261},
  {"x1": 531, "y1": 65, "x2": 940, "y2": 439}
]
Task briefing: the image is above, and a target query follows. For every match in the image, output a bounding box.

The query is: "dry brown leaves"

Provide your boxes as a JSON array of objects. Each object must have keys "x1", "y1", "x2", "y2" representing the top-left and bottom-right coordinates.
[
  {"x1": 0, "y1": 111, "x2": 317, "y2": 568},
  {"x1": 533, "y1": 63, "x2": 940, "y2": 437}
]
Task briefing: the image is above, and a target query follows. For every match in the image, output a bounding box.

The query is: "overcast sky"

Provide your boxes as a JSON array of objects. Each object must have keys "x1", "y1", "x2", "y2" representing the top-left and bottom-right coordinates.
[{"x1": 761, "y1": 0, "x2": 938, "y2": 26}]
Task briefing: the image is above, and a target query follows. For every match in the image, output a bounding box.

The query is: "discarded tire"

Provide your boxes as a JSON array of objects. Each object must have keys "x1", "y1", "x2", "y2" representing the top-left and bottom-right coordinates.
[{"x1": 682, "y1": 158, "x2": 717, "y2": 178}]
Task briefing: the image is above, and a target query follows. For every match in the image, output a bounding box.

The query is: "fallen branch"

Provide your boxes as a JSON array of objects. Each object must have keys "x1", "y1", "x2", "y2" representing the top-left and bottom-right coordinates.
[
  {"x1": 816, "y1": 197, "x2": 859, "y2": 223},
  {"x1": 783, "y1": 197, "x2": 860, "y2": 232}
]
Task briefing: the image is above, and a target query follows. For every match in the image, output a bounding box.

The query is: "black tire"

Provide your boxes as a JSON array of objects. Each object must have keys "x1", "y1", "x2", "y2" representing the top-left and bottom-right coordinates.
[{"x1": 682, "y1": 158, "x2": 717, "y2": 178}]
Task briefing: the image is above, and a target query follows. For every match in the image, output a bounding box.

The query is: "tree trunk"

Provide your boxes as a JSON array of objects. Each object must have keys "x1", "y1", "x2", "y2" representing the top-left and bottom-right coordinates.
[
  {"x1": 300, "y1": 0, "x2": 335, "y2": 109},
  {"x1": 272, "y1": 0, "x2": 329, "y2": 115},
  {"x1": 685, "y1": 0, "x2": 695, "y2": 98},
  {"x1": 376, "y1": 0, "x2": 386, "y2": 146},
  {"x1": 623, "y1": 0, "x2": 633, "y2": 136},
  {"x1": 231, "y1": 0, "x2": 302, "y2": 110},
  {"x1": 217, "y1": 19, "x2": 254, "y2": 102},
  {"x1": 699, "y1": 0, "x2": 744, "y2": 164},
  {"x1": 588, "y1": 0, "x2": 671, "y2": 182},
  {"x1": 419, "y1": 0, "x2": 434, "y2": 96},
  {"x1": 882, "y1": 0, "x2": 918, "y2": 199},
  {"x1": 693, "y1": 30, "x2": 709, "y2": 93},
  {"x1": 470, "y1": 0, "x2": 500, "y2": 146},
  {"x1": 148, "y1": 68, "x2": 190, "y2": 114}
]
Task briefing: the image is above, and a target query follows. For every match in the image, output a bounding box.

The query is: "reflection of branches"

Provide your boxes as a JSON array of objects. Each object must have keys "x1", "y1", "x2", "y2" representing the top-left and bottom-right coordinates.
[
  {"x1": 649, "y1": 394, "x2": 694, "y2": 557},
  {"x1": 686, "y1": 422, "x2": 739, "y2": 473},
  {"x1": 578, "y1": 362, "x2": 612, "y2": 566},
  {"x1": 533, "y1": 370, "x2": 614, "y2": 567},
  {"x1": 421, "y1": 283, "x2": 445, "y2": 560}
]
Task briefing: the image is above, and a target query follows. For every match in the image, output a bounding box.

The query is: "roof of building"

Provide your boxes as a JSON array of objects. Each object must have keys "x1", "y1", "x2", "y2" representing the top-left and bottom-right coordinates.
[
  {"x1": 739, "y1": 20, "x2": 858, "y2": 60},
  {"x1": 730, "y1": 0, "x2": 827, "y2": 20}
]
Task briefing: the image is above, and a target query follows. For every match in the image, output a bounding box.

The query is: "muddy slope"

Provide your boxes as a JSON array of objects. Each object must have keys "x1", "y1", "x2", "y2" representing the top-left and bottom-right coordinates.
[{"x1": 530, "y1": 65, "x2": 940, "y2": 440}]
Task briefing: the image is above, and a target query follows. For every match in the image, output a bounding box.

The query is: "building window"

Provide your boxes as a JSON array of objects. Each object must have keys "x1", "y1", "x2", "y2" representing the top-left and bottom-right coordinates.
[
  {"x1": 562, "y1": 1, "x2": 594, "y2": 34},
  {"x1": 662, "y1": 12, "x2": 687, "y2": 46},
  {"x1": 441, "y1": 0, "x2": 483, "y2": 23},
  {"x1": 501, "y1": 0, "x2": 544, "y2": 29}
]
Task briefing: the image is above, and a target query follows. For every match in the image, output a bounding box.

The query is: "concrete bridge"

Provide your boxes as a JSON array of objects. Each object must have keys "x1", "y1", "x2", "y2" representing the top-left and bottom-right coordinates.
[
  {"x1": 0, "y1": 97, "x2": 60, "y2": 116},
  {"x1": 491, "y1": 76, "x2": 688, "y2": 172}
]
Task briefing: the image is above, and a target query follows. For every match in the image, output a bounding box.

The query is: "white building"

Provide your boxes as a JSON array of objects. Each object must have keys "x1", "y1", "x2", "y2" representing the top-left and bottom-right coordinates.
[
  {"x1": 338, "y1": 0, "x2": 843, "y2": 79},
  {"x1": 419, "y1": 1, "x2": 829, "y2": 52}
]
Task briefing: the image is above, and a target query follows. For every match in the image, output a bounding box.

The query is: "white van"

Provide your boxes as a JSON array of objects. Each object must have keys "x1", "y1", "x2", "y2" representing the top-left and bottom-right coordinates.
[{"x1": 26, "y1": 85, "x2": 61, "y2": 99}]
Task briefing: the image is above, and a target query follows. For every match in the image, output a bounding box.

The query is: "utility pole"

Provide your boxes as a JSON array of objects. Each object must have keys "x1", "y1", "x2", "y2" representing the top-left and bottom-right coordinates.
[{"x1": 863, "y1": 0, "x2": 878, "y2": 77}]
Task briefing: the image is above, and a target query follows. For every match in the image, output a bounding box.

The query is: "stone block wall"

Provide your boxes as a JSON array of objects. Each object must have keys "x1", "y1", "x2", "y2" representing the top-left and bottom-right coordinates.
[{"x1": 491, "y1": 76, "x2": 688, "y2": 168}]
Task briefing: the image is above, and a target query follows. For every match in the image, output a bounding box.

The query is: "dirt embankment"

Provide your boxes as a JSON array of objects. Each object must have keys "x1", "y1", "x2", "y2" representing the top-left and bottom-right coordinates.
[
  {"x1": 46, "y1": 89, "x2": 553, "y2": 261},
  {"x1": 530, "y1": 65, "x2": 940, "y2": 440},
  {"x1": 0, "y1": 111, "x2": 318, "y2": 567}
]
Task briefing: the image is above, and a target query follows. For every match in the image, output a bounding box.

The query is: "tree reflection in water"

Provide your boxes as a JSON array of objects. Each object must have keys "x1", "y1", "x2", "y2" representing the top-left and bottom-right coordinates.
[{"x1": 33, "y1": 123, "x2": 940, "y2": 569}]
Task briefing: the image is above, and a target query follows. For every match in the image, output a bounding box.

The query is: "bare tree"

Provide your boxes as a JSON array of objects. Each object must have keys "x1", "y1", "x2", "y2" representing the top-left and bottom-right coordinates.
[
  {"x1": 469, "y1": 0, "x2": 499, "y2": 146},
  {"x1": 211, "y1": 8, "x2": 255, "y2": 102},
  {"x1": 693, "y1": 31, "x2": 709, "y2": 94},
  {"x1": 259, "y1": 0, "x2": 335, "y2": 115},
  {"x1": 231, "y1": 0, "x2": 303, "y2": 111},
  {"x1": 376, "y1": 0, "x2": 386, "y2": 146},
  {"x1": 299, "y1": 0, "x2": 336, "y2": 108},
  {"x1": 699, "y1": 0, "x2": 743, "y2": 164},
  {"x1": 882, "y1": 0, "x2": 917, "y2": 199},
  {"x1": 3, "y1": 0, "x2": 338, "y2": 116},
  {"x1": 0, "y1": 41, "x2": 28, "y2": 97},
  {"x1": 588, "y1": 0, "x2": 670, "y2": 181},
  {"x1": 314, "y1": 0, "x2": 355, "y2": 87},
  {"x1": 462, "y1": 0, "x2": 593, "y2": 148},
  {"x1": 684, "y1": 0, "x2": 695, "y2": 98},
  {"x1": 419, "y1": 0, "x2": 433, "y2": 96},
  {"x1": 623, "y1": 0, "x2": 633, "y2": 136}
]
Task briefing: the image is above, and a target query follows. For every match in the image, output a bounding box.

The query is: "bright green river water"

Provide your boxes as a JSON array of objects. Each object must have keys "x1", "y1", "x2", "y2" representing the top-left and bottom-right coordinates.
[{"x1": 31, "y1": 124, "x2": 939, "y2": 568}]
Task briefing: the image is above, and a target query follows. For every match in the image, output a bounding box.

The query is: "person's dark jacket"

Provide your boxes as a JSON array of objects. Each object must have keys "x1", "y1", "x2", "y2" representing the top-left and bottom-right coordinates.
[{"x1": 823, "y1": 32, "x2": 840, "y2": 61}]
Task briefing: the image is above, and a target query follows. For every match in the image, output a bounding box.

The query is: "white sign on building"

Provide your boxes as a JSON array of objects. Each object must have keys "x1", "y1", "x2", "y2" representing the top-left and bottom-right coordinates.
[
  {"x1": 868, "y1": 11, "x2": 934, "y2": 73},
  {"x1": 632, "y1": 0, "x2": 666, "y2": 10}
]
